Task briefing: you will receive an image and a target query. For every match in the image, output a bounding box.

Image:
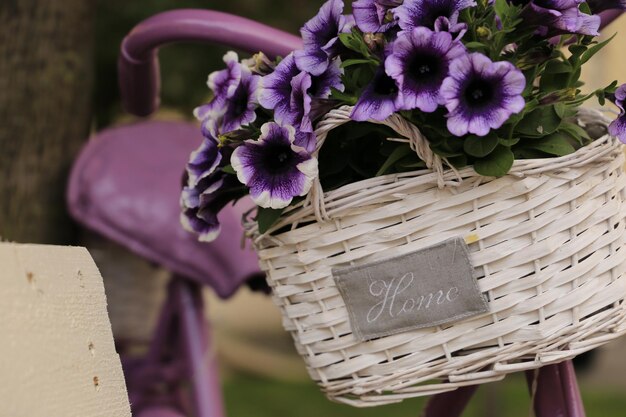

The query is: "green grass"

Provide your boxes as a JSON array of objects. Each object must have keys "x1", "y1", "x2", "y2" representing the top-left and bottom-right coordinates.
[{"x1": 222, "y1": 372, "x2": 626, "y2": 417}]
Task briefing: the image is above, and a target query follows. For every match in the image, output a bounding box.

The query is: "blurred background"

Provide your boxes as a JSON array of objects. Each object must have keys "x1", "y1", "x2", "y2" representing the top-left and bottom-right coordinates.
[{"x1": 2, "y1": 1, "x2": 626, "y2": 416}]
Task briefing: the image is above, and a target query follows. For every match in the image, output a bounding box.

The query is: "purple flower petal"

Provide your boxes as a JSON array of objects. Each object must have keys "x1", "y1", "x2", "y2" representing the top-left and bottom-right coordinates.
[
  {"x1": 194, "y1": 52, "x2": 242, "y2": 120},
  {"x1": 180, "y1": 203, "x2": 221, "y2": 242},
  {"x1": 290, "y1": 72, "x2": 314, "y2": 132},
  {"x1": 218, "y1": 66, "x2": 261, "y2": 133},
  {"x1": 353, "y1": 0, "x2": 401, "y2": 33},
  {"x1": 261, "y1": 54, "x2": 340, "y2": 132},
  {"x1": 441, "y1": 53, "x2": 526, "y2": 137},
  {"x1": 231, "y1": 123, "x2": 318, "y2": 209},
  {"x1": 515, "y1": 0, "x2": 600, "y2": 36},
  {"x1": 294, "y1": 0, "x2": 351, "y2": 76},
  {"x1": 294, "y1": 129, "x2": 317, "y2": 153},
  {"x1": 180, "y1": 141, "x2": 237, "y2": 243},
  {"x1": 608, "y1": 115, "x2": 626, "y2": 143},
  {"x1": 434, "y1": 16, "x2": 468, "y2": 40},
  {"x1": 385, "y1": 27, "x2": 466, "y2": 113},
  {"x1": 294, "y1": 49, "x2": 332, "y2": 77},
  {"x1": 180, "y1": 173, "x2": 240, "y2": 242},
  {"x1": 309, "y1": 57, "x2": 345, "y2": 99},
  {"x1": 615, "y1": 84, "x2": 626, "y2": 107},
  {"x1": 259, "y1": 54, "x2": 300, "y2": 113},
  {"x1": 396, "y1": 0, "x2": 476, "y2": 32},
  {"x1": 270, "y1": 71, "x2": 313, "y2": 133},
  {"x1": 186, "y1": 132, "x2": 222, "y2": 188},
  {"x1": 351, "y1": 66, "x2": 404, "y2": 121},
  {"x1": 609, "y1": 84, "x2": 626, "y2": 144}
]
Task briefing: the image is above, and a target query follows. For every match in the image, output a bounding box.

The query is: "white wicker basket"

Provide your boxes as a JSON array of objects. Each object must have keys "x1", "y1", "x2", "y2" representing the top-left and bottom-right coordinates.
[{"x1": 243, "y1": 106, "x2": 626, "y2": 407}]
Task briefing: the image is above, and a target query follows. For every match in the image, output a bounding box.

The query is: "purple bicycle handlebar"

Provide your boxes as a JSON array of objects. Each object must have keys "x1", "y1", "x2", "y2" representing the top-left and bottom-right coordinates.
[
  {"x1": 600, "y1": 9, "x2": 623, "y2": 28},
  {"x1": 118, "y1": 9, "x2": 303, "y2": 117}
]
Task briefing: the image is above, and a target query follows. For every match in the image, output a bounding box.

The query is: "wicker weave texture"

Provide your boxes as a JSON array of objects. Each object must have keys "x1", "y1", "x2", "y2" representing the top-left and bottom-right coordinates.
[{"x1": 244, "y1": 108, "x2": 626, "y2": 407}]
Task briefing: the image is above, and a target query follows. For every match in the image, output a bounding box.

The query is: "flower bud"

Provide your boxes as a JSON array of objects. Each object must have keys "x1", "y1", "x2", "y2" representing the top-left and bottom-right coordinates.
[
  {"x1": 242, "y1": 52, "x2": 275, "y2": 75},
  {"x1": 476, "y1": 26, "x2": 491, "y2": 39},
  {"x1": 364, "y1": 32, "x2": 385, "y2": 53}
]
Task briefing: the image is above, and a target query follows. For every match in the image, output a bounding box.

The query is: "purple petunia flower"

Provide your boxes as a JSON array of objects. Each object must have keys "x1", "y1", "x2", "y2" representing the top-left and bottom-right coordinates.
[
  {"x1": 434, "y1": 15, "x2": 468, "y2": 36},
  {"x1": 231, "y1": 123, "x2": 318, "y2": 209},
  {"x1": 259, "y1": 54, "x2": 300, "y2": 115},
  {"x1": 284, "y1": 71, "x2": 314, "y2": 132},
  {"x1": 395, "y1": 0, "x2": 476, "y2": 33},
  {"x1": 353, "y1": 0, "x2": 402, "y2": 33},
  {"x1": 609, "y1": 84, "x2": 626, "y2": 143},
  {"x1": 186, "y1": 127, "x2": 222, "y2": 187},
  {"x1": 308, "y1": 57, "x2": 345, "y2": 99},
  {"x1": 180, "y1": 173, "x2": 226, "y2": 242},
  {"x1": 351, "y1": 66, "x2": 404, "y2": 121},
  {"x1": 180, "y1": 132, "x2": 234, "y2": 242},
  {"x1": 295, "y1": 130, "x2": 317, "y2": 153},
  {"x1": 217, "y1": 66, "x2": 261, "y2": 133},
  {"x1": 510, "y1": 0, "x2": 600, "y2": 36},
  {"x1": 260, "y1": 54, "x2": 343, "y2": 132},
  {"x1": 194, "y1": 52, "x2": 242, "y2": 120},
  {"x1": 441, "y1": 53, "x2": 526, "y2": 137},
  {"x1": 386, "y1": 27, "x2": 466, "y2": 113},
  {"x1": 294, "y1": 0, "x2": 352, "y2": 76}
]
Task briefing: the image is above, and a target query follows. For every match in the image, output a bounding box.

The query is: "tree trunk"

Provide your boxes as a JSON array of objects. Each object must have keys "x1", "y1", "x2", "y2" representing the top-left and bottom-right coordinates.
[{"x1": 0, "y1": 0, "x2": 94, "y2": 244}]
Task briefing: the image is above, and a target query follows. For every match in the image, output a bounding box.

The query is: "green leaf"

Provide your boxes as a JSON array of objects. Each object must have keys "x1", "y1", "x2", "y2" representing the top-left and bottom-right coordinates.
[
  {"x1": 338, "y1": 32, "x2": 359, "y2": 52},
  {"x1": 499, "y1": 136, "x2": 520, "y2": 147},
  {"x1": 554, "y1": 102, "x2": 566, "y2": 118},
  {"x1": 522, "y1": 67, "x2": 538, "y2": 95},
  {"x1": 568, "y1": 44, "x2": 588, "y2": 67},
  {"x1": 540, "y1": 62, "x2": 574, "y2": 91},
  {"x1": 579, "y1": 33, "x2": 616, "y2": 67},
  {"x1": 494, "y1": 0, "x2": 515, "y2": 20},
  {"x1": 525, "y1": 132, "x2": 576, "y2": 156},
  {"x1": 256, "y1": 207, "x2": 284, "y2": 234},
  {"x1": 463, "y1": 133, "x2": 499, "y2": 158},
  {"x1": 539, "y1": 74, "x2": 564, "y2": 92},
  {"x1": 559, "y1": 121, "x2": 590, "y2": 143},
  {"x1": 474, "y1": 145, "x2": 514, "y2": 177},
  {"x1": 595, "y1": 80, "x2": 619, "y2": 106},
  {"x1": 329, "y1": 87, "x2": 357, "y2": 105},
  {"x1": 464, "y1": 41, "x2": 488, "y2": 52},
  {"x1": 221, "y1": 165, "x2": 236, "y2": 175},
  {"x1": 494, "y1": 0, "x2": 508, "y2": 17},
  {"x1": 542, "y1": 60, "x2": 572, "y2": 74},
  {"x1": 515, "y1": 105, "x2": 562, "y2": 137},
  {"x1": 341, "y1": 58, "x2": 377, "y2": 68},
  {"x1": 579, "y1": 1, "x2": 592, "y2": 13},
  {"x1": 376, "y1": 145, "x2": 414, "y2": 176},
  {"x1": 338, "y1": 28, "x2": 372, "y2": 58}
]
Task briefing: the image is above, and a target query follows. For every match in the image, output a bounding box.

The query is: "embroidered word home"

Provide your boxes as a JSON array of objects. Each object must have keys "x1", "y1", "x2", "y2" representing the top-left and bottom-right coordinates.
[
  {"x1": 366, "y1": 272, "x2": 460, "y2": 324},
  {"x1": 333, "y1": 237, "x2": 489, "y2": 341}
]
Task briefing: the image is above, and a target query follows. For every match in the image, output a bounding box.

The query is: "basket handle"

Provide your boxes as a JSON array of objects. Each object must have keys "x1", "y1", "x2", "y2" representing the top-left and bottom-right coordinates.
[
  {"x1": 309, "y1": 105, "x2": 450, "y2": 221},
  {"x1": 118, "y1": 9, "x2": 303, "y2": 117}
]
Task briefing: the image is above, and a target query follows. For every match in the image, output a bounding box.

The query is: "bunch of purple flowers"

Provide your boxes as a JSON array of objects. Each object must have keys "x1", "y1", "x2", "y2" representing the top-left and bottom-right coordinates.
[{"x1": 182, "y1": 0, "x2": 626, "y2": 241}]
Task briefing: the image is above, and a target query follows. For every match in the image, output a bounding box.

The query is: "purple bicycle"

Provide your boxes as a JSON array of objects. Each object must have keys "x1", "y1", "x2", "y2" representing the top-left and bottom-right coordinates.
[{"x1": 67, "y1": 7, "x2": 624, "y2": 417}]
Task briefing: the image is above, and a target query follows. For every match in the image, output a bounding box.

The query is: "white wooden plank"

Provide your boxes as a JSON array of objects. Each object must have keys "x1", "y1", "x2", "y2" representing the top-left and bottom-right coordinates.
[{"x1": 0, "y1": 243, "x2": 131, "y2": 417}]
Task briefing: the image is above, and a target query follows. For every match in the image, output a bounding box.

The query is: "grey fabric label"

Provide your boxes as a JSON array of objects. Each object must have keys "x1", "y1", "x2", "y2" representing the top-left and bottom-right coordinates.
[{"x1": 333, "y1": 237, "x2": 489, "y2": 341}]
